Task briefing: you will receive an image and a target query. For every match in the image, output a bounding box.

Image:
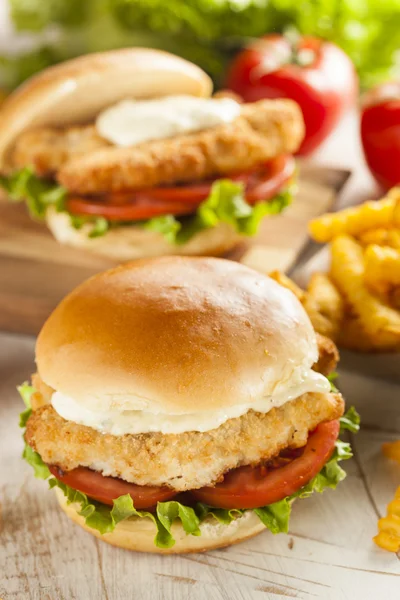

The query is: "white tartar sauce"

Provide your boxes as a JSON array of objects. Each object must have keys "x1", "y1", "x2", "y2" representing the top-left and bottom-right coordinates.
[
  {"x1": 51, "y1": 369, "x2": 330, "y2": 436},
  {"x1": 95, "y1": 95, "x2": 241, "y2": 147}
]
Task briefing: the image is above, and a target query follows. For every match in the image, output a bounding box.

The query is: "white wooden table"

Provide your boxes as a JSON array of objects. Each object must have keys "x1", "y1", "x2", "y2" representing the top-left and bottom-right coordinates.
[{"x1": 1, "y1": 113, "x2": 400, "y2": 599}]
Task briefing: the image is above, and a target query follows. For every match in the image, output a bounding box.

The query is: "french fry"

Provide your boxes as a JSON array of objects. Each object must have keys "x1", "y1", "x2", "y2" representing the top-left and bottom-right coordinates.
[
  {"x1": 268, "y1": 271, "x2": 305, "y2": 301},
  {"x1": 268, "y1": 271, "x2": 336, "y2": 338},
  {"x1": 302, "y1": 296, "x2": 337, "y2": 340},
  {"x1": 374, "y1": 487, "x2": 400, "y2": 553},
  {"x1": 364, "y1": 245, "x2": 400, "y2": 295},
  {"x1": 306, "y1": 273, "x2": 344, "y2": 336},
  {"x1": 309, "y1": 188, "x2": 400, "y2": 243},
  {"x1": 336, "y1": 316, "x2": 378, "y2": 352},
  {"x1": 393, "y1": 193, "x2": 400, "y2": 225},
  {"x1": 389, "y1": 287, "x2": 400, "y2": 311},
  {"x1": 330, "y1": 235, "x2": 400, "y2": 349},
  {"x1": 358, "y1": 228, "x2": 400, "y2": 249},
  {"x1": 382, "y1": 440, "x2": 400, "y2": 464}
]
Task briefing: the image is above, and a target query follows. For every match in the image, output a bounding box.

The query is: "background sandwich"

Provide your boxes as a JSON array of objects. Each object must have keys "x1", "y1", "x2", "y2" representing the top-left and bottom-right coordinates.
[
  {"x1": 0, "y1": 49, "x2": 304, "y2": 260},
  {"x1": 19, "y1": 257, "x2": 358, "y2": 553}
]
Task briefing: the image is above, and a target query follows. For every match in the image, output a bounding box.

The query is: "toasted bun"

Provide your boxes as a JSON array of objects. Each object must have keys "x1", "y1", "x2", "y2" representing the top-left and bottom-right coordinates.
[
  {"x1": 0, "y1": 48, "x2": 212, "y2": 168},
  {"x1": 36, "y1": 257, "x2": 318, "y2": 415},
  {"x1": 45, "y1": 207, "x2": 242, "y2": 261},
  {"x1": 55, "y1": 488, "x2": 266, "y2": 553}
]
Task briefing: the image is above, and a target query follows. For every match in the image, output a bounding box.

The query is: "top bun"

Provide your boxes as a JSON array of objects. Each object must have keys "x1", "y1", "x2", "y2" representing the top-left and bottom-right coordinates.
[
  {"x1": 0, "y1": 48, "x2": 212, "y2": 168},
  {"x1": 36, "y1": 257, "x2": 318, "y2": 415}
]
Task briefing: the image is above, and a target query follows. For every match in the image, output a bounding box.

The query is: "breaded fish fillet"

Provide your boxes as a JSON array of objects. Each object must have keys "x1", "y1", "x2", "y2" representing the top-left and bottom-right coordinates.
[
  {"x1": 314, "y1": 333, "x2": 339, "y2": 376},
  {"x1": 10, "y1": 99, "x2": 304, "y2": 193},
  {"x1": 25, "y1": 391, "x2": 343, "y2": 491},
  {"x1": 11, "y1": 125, "x2": 109, "y2": 176}
]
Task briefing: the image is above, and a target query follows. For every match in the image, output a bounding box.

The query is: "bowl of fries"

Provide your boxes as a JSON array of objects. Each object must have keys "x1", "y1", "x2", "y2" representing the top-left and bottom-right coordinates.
[{"x1": 272, "y1": 188, "x2": 400, "y2": 381}]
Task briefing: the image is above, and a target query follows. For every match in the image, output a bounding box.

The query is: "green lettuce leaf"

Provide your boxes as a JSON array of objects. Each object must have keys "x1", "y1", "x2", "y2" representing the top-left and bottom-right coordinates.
[
  {"x1": 195, "y1": 504, "x2": 242, "y2": 525},
  {"x1": 143, "y1": 214, "x2": 182, "y2": 244},
  {"x1": 0, "y1": 167, "x2": 66, "y2": 218},
  {"x1": 17, "y1": 381, "x2": 36, "y2": 427},
  {"x1": 327, "y1": 372, "x2": 339, "y2": 393},
  {"x1": 18, "y1": 383, "x2": 50, "y2": 478},
  {"x1": 0, "y1": 168, "x2": 112, "y2": 238},
  {"x1": 17, "y1": 381, "x2": 36, "y2": 408},
  {"x1": 254, "y1": 499, "x2": 291, "y2": 534},
  {"x1": 19, "y1": 408, "x2": 32, "y2": 428},
  {"x1": 18, "y1": 380, "x2": 358, "y2": 547},
  {"x1": 69, "y1": 214, "x2": 110, "y2": 238},
  {"x1": 156, "y1": 501, "x2": 201, "y2": 538},
  {"x1": 339, "y1": 406, "x2": 361, "y2": 434},
  {"x1": 23, "y1": 442, "x2": 51, "y2": 479}
]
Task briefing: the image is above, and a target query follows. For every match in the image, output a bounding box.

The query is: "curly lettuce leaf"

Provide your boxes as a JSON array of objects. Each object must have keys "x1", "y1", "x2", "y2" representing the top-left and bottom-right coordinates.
[
  {"x1": 23, "y1": 442, "x2": 51, "y2": 479},
  {"x1": 254, "y1": 499, "x2": 291, "y2": 534},
  {"x1": 193, "y1": 179, "x2": 293, "y2": 238},
  {"x1": 0, "y1": 168, "x2": 111, "y2": 237},
  {"x1": 0, "y1": 167, "x2": 66, "y2": 218},
  {"x1": 19, "y1": 407, "x2": 32, "y2": 428},
  {"x1": 327, "y1": 372, "x2": 339, "y2": 393},
  {"x1": 18, "y1": 383, "x2": 51, "y2": 479},
  {"x1": 156, "y1": 501, "x2": 201, "y2": 539},
  {"x1": 69, "y1": 214, "x2": 110, "y2": 238},
  {"x1": 339, "y1": 406, "x2": 361, "y2": 434},
  {"x1": 143, "y1": 214, "x2": 182, "y2": 244},
  {"x1": 17, "y1": 381, "x2": 35, "y2": 427},
  {"x1": 195, "y1": 504, "x2": 242, "y2": 525},
  {"x1": 17, "y1": 381, "x2": 36, "y2": 408}
]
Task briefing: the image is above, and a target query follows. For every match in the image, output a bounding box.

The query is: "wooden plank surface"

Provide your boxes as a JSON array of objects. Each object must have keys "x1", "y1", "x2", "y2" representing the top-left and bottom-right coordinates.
[
  {"x1": 0, "y1": 331, "x2": 399, "y2": 600},
  {"x1": 0, "y1": 164, "x2": 349, "y2": 336}
]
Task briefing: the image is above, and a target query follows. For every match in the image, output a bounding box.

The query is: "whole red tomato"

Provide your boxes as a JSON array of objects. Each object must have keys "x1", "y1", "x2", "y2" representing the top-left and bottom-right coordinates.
[
  {"x1": 225, "y1": 34, "x2": 358, "y2": 155},
  {"x1": 361, "y1": 82, "x2": 400, "y2": 189}
]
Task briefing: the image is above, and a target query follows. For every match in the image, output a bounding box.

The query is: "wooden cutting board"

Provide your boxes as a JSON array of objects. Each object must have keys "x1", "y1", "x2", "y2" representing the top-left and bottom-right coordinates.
[{"x1": 0, "y1": 164, "x2": 349, "y2": 335}]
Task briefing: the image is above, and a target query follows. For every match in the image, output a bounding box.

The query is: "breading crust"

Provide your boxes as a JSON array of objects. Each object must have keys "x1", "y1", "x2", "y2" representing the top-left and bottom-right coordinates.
[{"x1": 25, "y1": 391, "x2": 344, "y2": 491}]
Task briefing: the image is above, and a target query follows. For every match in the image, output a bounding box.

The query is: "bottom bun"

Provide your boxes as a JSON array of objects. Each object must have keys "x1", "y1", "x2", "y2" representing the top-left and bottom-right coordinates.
[
  {"x1": 46, "y1": 208, "x2": 242, "y2": 261},
  {"x1": 55, "y1": 488, "x2": 266, "y2": 554}
]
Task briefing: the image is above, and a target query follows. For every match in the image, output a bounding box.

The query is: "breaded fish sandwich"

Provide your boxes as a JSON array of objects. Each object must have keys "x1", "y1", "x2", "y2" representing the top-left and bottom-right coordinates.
[
  {"x1": 19, "y1": 257, "x2": 357, "y2": 553},
  {"x1": 0, "y1": 49, "x2": 304, "y2": 260}
]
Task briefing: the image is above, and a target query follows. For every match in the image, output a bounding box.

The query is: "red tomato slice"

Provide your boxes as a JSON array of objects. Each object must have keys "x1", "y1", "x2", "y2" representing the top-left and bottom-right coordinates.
[
  {"x1": 191, "y1": 420, "x2": 340, "y2": 509},
  {"x1": 66, "y1": 195, "x2": 196, "y2": 221},
  {"x1": 246, "y1": 155, "x2": 295, "y2": 203},
  {"x1": 65, "y1": 156, "x2": 294, "y2": 222},
  {"x1": 48, "y1": 465, "x2": 178, "y2": 508},
  {"x1": 143, "y1": 170, "x2": 252, "y2": 203}
]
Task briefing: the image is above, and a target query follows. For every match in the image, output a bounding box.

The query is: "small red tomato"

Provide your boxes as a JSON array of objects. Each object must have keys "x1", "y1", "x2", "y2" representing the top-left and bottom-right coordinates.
[
  {"x1": 361, "y1": 82, "x2": 400, "y2": 189},
  {"x1": 225, "y1": 34, "x2": 358, "y2": 155}
]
